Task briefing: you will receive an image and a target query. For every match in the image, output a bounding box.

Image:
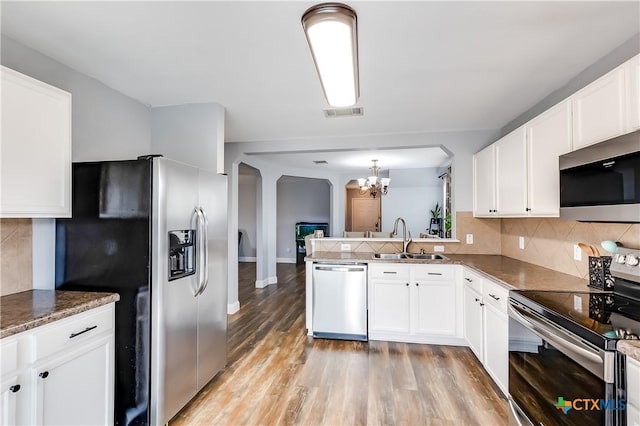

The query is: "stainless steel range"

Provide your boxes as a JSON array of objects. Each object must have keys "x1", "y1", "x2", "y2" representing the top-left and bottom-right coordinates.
[{"x1": 508, "y1": 247, "x2": 640, "y2": 426}]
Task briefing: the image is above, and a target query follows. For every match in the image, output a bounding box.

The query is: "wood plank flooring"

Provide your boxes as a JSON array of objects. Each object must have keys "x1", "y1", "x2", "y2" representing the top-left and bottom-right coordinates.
[{"x1": 170, "y1": 262, "x2": 507, "y2": 425}]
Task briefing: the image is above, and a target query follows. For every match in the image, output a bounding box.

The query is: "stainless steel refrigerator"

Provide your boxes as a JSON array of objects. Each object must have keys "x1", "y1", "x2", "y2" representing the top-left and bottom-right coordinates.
[{"x1": 55, "y1": 156, "x2": 227, "y2": 425}]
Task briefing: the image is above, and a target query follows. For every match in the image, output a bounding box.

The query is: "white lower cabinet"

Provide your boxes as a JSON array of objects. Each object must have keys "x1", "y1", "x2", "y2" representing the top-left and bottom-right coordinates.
[
  {"x1": 628, "y1": 357, "x2": 640, "y2": 426},
  {"x1": 0, "y1": 303, "x2": 115, "y2": 425},
  {"x1": 462, "y1": 268, "x2": 509, "y2": 396},
  {"x1": 368, "y1": 263, "x2": 463, "y2": 345}
]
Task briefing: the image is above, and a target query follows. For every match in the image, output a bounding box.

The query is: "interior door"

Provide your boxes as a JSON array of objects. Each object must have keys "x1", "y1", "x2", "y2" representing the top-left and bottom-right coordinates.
[
  {"x1": 195, "y1": 169, "x2": 228, "y2": 390},
  {"x1": 352, "y1": 198, "x2": 380, "y2": 232},
  {"x1": 152, "y1": 158, "x2": 199, "y2": 425}
]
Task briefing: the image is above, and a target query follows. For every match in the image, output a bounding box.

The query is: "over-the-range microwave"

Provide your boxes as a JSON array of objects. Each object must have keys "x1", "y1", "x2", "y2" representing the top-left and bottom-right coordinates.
[{"x1": 559, "y1": 130, "x2": 640, "y2": 223}]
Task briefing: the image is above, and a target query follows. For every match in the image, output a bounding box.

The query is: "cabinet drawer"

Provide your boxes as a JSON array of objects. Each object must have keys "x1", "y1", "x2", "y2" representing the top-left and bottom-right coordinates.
[
  {"x1": 33, "y1": 305, "x2": 114, "y2": 360},
  {"x1": 482, "y1": 280, "x2": 508, "y2": 312},
  {"x1": 463, "y1": 268, "x2": 483, "y2": 293},
  {"x1": 1, "y1": 338, "x2": 18, "y2": 374},
  {"x1": 368, "y1": 263, "x2": 410, "y2": 279},
  {"x1": 413, "y1": 265, "x2": 455, "y2": 281}
]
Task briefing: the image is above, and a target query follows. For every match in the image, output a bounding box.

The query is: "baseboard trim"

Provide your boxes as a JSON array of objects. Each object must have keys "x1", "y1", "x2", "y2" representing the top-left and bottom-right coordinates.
[
  {"x1": 238, "y1": 256, "x2": 257, "y2": 262},
  {"x1": 276, "y1": 257, "x2": 296, "y2": 264},
  {"x1": 255, "y1": 276, "x2": 278, "y2": 288},
  {"x1": 227, "y1": 301, "x2": 240, "y2": 315}
]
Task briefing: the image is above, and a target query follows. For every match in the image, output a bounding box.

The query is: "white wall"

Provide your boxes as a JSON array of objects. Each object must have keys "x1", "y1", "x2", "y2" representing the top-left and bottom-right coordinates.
[
  {"x1": 381, "y1": 168, "x2": 443, "y2": 236},
  {"x1": 1, "y1": 35, "x2": 152, "y2": 290},
  {"x1": 276, "y1": 177, "x2": 330, "y2": 261},
  {"x1": 151, "y1": 103, "x2": 225, "y2": 173},
  {"x1": 238, "y1": 165, "x2": 258, "y2": 259}
]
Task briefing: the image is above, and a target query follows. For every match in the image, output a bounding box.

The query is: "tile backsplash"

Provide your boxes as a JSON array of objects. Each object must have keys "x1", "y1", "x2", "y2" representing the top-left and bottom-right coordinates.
[
  {"x1": 501, "y1": 218, "x2": 640, "y2": 279},
  {"x1": 0, "y1": 218, "x2": 33, "y2": 296}
]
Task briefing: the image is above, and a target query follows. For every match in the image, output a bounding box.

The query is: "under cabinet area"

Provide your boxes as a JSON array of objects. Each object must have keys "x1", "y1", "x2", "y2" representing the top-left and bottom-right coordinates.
[
  {"x1": 0, "y1": 303, "x2": 115, "y2": 425},
  {"x1": 368, "y1": 263, "x2": 464, "y2": 345},
  {"x1": 0, "y1": 66, "x2": 72, "y2": 218},
  {"x1": 462, "y1": 267, "x2": 509, "y2": 396}
]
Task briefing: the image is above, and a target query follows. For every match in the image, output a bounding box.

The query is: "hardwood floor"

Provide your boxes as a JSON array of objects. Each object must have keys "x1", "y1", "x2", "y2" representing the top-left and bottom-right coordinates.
[{"x1": 171, "y1": 262, "x2": 508, "y2": 425}]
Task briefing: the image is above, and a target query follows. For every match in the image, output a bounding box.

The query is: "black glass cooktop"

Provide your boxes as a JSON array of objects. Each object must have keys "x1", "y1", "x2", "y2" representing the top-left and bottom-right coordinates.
[{"x1": 510, "y1": 289, "x2": 640, "y2": 350}]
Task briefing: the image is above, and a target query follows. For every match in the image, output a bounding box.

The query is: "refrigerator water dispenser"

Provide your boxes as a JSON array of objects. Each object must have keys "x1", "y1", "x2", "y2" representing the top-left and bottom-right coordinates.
[{"x1": 168, "y1": 230, "x2": 195, "y2": 280}]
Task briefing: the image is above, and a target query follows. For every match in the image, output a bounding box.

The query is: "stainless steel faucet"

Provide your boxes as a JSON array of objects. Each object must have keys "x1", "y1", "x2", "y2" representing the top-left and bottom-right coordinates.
[{"x1": 392, "y1": 217, "x2": 412, "y2": 253}]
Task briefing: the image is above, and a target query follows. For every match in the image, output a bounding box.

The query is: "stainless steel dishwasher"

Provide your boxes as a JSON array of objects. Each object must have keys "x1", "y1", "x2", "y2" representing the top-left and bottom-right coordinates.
[{"x1": 312, "y1": 263, "x2": 368, "y2": 341}]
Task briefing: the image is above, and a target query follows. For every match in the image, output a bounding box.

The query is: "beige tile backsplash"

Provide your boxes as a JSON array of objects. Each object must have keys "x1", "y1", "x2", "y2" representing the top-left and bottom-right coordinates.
[
  {"x1": 0, "y1": 218, "x2": 33, "y2": 296},
  {"x1": 501, "y1": 218, "x2": 640, "y2": 279}
]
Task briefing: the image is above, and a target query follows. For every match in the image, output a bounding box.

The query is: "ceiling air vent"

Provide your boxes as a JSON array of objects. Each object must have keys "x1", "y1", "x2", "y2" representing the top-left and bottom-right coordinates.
[{"x1": 323, "y1": 107, "x2": 364, "y2": 118}]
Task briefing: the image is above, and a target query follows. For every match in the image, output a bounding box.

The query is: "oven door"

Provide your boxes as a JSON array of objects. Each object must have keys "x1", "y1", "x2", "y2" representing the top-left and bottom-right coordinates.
[{"x1": 508, "y1": 300, "x2": 616, "y2": 426}]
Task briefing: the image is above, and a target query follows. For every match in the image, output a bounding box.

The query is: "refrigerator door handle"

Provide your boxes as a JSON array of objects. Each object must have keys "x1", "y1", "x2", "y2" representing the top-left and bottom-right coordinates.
[
  {"x1": 196, "y1": 207, "x2": 209, "y2": 297},
  {"x1": 192, "y1": 207, "x2": 205, "y2": 296}
]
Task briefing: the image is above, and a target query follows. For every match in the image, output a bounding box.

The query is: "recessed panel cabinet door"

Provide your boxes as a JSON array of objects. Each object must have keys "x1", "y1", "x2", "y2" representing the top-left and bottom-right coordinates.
[
  {"x1": 626, "y1": 55, "x2": 640, "y2": 132},
  {"x1": 572, "y1": 66, "x2": 626, "y2": 150},
  {"x1": 413, "y1": 280, "x2": 456, "y2": 336},
  {"x1": 495, "y1": 128, "x2": 527, "y2": 216},
  {"x1": 483, "y1": 303, "x2": 508, "y2": 395},
  {"x1": 33, "y1": 337, "x2": 113, "y2": 426},
  {"x1": 1, "y1": 66, "x2": 71, "y2": 218},
  {"x1": 368, "y1": 280, "x2": 410, "y2": 334},
  {"x1": 526, "y1": 100, "x2": 572, "y2": 216},
  {"x1": 0, "y1": 375, "x2": 20, "y2": 426},
  {"x1": 463, "y1": 285, "x2": 483, "y2": 362},
  {"x1": 473, "y1": 145, "x2": 496, "y2": 217}
]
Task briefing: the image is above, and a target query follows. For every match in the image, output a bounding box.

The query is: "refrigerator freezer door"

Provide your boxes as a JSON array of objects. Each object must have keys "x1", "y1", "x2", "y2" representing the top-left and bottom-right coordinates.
[
  {"x1": 195, "y1": 170, "x2": 228, "y2": 390},
  {"x1": 151, "y1": 159, "x2": 200, "y2": 425}
]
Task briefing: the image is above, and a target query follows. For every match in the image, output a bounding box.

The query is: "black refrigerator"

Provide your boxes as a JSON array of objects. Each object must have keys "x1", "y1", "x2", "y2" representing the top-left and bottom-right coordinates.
[{"x1": 55, "y1": 156, "x2": 228, "y2": 425}]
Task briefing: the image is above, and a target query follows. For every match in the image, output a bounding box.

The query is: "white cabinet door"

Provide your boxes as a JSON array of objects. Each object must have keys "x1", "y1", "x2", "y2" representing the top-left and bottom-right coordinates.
[
  {"x1": 628, "y1": 357, "x2": 640, "y2": 426},
  {"x1": 526, "y1": 100, "x2": 572, "y2": 216},
  {"x1": 572, "y1": 66, "x2": 626, "y2": 150},
  {"x1": 483, "y1": 302, "x2": 509, "y2": 395},
  {"x1": 495, "y1": 127, "x2": 527, "y2": 216},
  {"x1": 368, "y1": 279, "x2": 410, "y2": 334},
  {"x1": 413, "y1": 280, "x2": 456, "y2": 337},
  {"x1": 0, "y1": 375, "x2": 20, "y2": 426},
  {"x1": 33, "y1": 336, "x2": 113, "y2": 426},
  {"x1": 473, "y1": 144, "x2": 496, "y2": 217},
  {"x1": 1, "y1": 66, "x2": 71, "y2": 218},
  {"x1": 626, "y1": 55, "x2": 640, "y2": 132},
  {"x1": 463, "y1": 284, "x2": 484, "y2": 363}
]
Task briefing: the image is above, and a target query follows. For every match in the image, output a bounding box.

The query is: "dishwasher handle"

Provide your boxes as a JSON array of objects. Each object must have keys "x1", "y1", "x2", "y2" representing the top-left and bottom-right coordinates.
[{"x1": 314, "y1": 265, "x2": 366, "y2": 273}]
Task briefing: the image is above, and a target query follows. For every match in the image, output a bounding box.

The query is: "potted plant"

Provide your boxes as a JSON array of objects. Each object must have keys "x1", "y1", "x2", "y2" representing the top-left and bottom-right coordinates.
[
  {"x1": 444, "y1": 213, "x2": 452, "y2": 238},
  {"x1": 428, "y1": 203, "x2": 442, "y2": 235}
]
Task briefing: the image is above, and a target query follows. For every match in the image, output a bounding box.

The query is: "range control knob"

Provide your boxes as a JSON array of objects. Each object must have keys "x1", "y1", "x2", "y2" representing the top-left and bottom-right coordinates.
[
  {"x1": 617, "y1": 255, "x2": 627, "y2": 264},
  {"x1": 626, "y1": 255, "x2": 639, "y2": 266}
]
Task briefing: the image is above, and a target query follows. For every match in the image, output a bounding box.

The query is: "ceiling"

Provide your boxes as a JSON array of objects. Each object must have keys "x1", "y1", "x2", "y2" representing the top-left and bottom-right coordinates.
[{"x1": 1, "y1": 1, "x2": 639, "y2": 144}]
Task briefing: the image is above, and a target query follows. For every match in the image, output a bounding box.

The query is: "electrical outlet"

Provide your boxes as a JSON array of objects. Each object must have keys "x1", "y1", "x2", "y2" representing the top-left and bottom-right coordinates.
[
  {"x1": 466, "y1": 234, "x2": 473, "y2": 244},
  {"x1": 518, "y1": 236, "x2": 525, "y2": 250},
  {"x1": 434, "y1": 245, "x2": 445, "y2": 252},
  {"x1": 340, "y1": 243, "x2": 351, "y2": 252},
  {"x1": 574, "y1": 244, "x2": 582, "y2": 261},
  {"x1": 573, "y1": 295, "x2": 582, "y2": 312}
]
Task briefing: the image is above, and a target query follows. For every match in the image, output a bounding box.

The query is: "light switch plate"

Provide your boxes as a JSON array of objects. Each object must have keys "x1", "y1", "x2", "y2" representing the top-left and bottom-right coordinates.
[
  {"x1": 574, "y1": 244, "x2": 582, "y2": 261},
  {"x1": 340, "y1": 243, "x2": 351, "y2": 252},
  {"x1": 574, "y1": 295, "x2": 582, "y2": 311},
  {"x1": 466, "y1": 234, "x2": 473, "y2": 244},
  {"x1": 434, "y1": 245, "x2": 445, "y2": 252},
  {"x1": 518, "y1": 236, "x2": 525, "y2": 250}
]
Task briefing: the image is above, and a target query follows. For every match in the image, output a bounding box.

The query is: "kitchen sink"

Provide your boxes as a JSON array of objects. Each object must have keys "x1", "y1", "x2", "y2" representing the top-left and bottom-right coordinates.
[
  {"x1": 372, "y1": 253, "x2": 409, "y2": 259},
  {"x1": 406, "y1": 253, "x2": 448, "y2": 260},
  {"x1": 372, "y1": 253, "x2": 448, "y2": 261}
]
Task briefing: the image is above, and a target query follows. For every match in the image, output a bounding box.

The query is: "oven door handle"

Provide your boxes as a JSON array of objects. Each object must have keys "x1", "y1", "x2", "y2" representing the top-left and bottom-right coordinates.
[{"x1": 508, "y1": 303, "x2": 604, "y2": 366}]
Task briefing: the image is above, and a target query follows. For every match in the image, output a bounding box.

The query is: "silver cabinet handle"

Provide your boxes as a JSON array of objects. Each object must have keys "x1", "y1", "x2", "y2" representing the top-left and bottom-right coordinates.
[
  {"x1": 69, "y1": 325, "x2": 97, "y2": 339},
  {"x1": 427, "y1": 272, "x2": 442, "y2": 276},
  {"x1": 465, "y1": 278, "x2": 472, "y2": 282},
  {"x1": 489, "y1": 294, "x2": 500, "y2": 301},
  {"x1": 383, "y1": 271, "x2": 397, "y2": 274}
]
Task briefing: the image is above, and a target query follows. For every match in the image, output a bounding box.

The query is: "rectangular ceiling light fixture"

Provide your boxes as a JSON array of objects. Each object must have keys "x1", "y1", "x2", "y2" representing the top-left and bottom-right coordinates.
[{"x1": 302, "y1": 3, "x2": 359, "y2": 107}]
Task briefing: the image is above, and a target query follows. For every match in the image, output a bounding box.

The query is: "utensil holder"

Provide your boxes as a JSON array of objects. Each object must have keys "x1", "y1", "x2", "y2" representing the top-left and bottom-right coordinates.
[{"x1": 588, "y1": 256, "x2": 614, "y2": 290}]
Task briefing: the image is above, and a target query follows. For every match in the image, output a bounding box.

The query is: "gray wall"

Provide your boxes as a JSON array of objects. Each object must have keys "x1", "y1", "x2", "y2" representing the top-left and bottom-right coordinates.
[
  {"x1": 238, "y1": 164, "x2": 258, "y2": 259},
  {"x1": 502, "y1": 33, "x2": 640, "y2": 136},
  {"x1": 1, "y1": 36, "x2": 151, "y2": 161},
  {"x1": 276, "y1": 177, "x2": 330, "y2": 260}
]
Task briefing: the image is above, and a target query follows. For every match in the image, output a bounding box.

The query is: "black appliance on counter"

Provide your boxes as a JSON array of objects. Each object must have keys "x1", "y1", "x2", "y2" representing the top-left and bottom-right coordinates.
[
  {"x1": 295, "y1": 222, "x2": 329, "y2": 264},
  {"x1": 508, "y1": 247, "x2": 640, "y2": 426}
]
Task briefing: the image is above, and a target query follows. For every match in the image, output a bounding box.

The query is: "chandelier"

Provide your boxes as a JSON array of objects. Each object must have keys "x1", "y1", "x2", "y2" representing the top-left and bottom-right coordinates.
[{"x1": 357, "y1": 160, "x2": 390, "y2": 198}]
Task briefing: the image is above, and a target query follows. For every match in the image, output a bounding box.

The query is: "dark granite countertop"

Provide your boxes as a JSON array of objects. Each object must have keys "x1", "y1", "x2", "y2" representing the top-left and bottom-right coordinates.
[
  {"x1": 307, "y1": 252, "x2": 591, "y2": 292},
  {"x1": 1, "y1": 290, "x2": 120, "y2": 339}
]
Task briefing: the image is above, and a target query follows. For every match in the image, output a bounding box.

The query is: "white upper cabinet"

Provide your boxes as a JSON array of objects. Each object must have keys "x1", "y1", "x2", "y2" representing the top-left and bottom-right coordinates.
[
  {"x1": 473, "y1": 145, "x2": 496, "y2": 217},
  {"x1": 1, "y1": 66, "x2": 72, "y2": 218},
  {"x1": 572, "y1": 65, "x2": 626, "y2": 150},
  {"x1": 495, "y1": 127, "x2": 527, "y2": 216},
  {"x1": 626, "y1": 54, "x2": 640, "y2": 132},
  {"x1": 525, "y1": 99, "x2": 572, "y2": 216}
]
